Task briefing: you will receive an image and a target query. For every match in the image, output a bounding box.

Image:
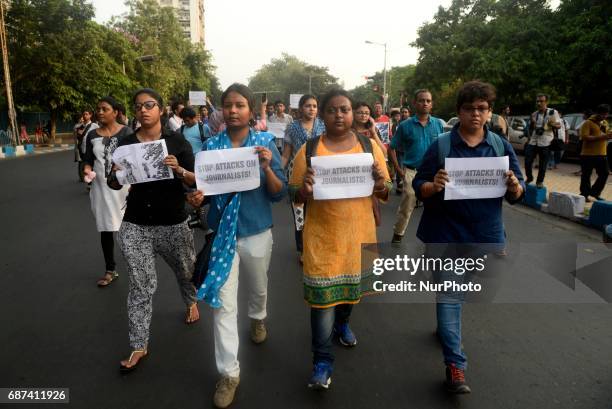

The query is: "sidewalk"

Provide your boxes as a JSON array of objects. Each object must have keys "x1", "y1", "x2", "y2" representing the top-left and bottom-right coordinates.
[{"x1": 519, "y1": 159, "x2": 612, "y2": 209}]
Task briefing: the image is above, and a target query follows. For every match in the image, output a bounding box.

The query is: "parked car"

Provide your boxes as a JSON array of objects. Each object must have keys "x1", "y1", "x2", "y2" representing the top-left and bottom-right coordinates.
[
  {"x1": 443, "y1": 117, "x2": 458, "y2": 132},
  {"x1": 506, "y1": 115, "x2": 529, "y2": 154},
  {"x1": 562, "y1": 113, "x2": 586, "y2": 160}
]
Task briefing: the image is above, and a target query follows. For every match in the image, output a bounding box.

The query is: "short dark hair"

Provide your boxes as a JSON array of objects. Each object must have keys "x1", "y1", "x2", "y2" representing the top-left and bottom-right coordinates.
[
  {"x1": 536, "y1": 93, "x2": 549, "y2": 101},
  {"x1": 319, "y1": 88, "x2": 354, "y2": 115},
  {"x1": 266, "y1": 102, "x2": 274, "y2": 108},
  {"x1": 132, "y1": 88, "x2": 164, "y2": 108},
  {"x1": 298, "y1": 94, "x2": 317, "y2": 110},
  {"x1": 595, "y1": 104, "x2": 610, "y2": 115},
  {"x1": 456, "y1": 81, "x2": 496, "y2": 112},
  {"x1": 274, "y1": 100, "x2": 284, "y2": 107},
  {"x1": 180, "y1": 106, "x2": 197, "y2": 119},
  {"x1": 391, "y1": 109, "x2": 400, "y2": 115},
  {"x1": 221, "y1": 83, "x2": 256, "y2": 114},
  {"x1": 414, "y1": 88, "x2": 431, "y2": 101},
  {"x1": 99, "y1": 96, "x2": 120, "y2": 111}
]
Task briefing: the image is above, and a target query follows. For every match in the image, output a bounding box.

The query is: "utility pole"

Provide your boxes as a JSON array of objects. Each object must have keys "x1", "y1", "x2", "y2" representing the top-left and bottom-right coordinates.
[
  {"x1": 365, "y1": 40, "x2": 388, "y2": 111},
  {"x1": 0, "y1": 0, "x2": 18, "y2": 146}
]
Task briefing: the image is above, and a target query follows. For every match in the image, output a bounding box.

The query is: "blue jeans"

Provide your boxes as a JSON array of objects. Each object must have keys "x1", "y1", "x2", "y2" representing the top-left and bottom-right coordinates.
[
  {"x1": 437, "y1": 302, "x2": 467, "y2": 370},
  {"x1": 311, "y1": 304, "x2": 353, "y2": 365}
]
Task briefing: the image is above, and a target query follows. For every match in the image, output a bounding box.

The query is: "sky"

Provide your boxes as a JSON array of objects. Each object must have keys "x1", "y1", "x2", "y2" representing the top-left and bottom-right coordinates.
[{"x1": 92, "y1": 0, "x2": 558, "y2": 90}]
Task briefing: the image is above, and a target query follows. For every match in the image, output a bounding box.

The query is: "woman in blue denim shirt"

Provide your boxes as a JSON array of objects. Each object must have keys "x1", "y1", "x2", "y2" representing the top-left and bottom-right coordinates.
[{"x1": 188, "y1": 83, "x2": 286, "y2": 409}]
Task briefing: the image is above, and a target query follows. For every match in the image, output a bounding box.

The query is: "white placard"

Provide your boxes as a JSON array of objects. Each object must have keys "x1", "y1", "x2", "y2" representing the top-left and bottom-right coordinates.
[
  {"x1": 189, "y1": 91, "x2": 207, "y2": 106},
  {"x1": 289, "y1": 94, "x2": 303, "y2": 109},
  {"x1": 311, "y1": 153, "x2": 374, "y2": 200},
  {"x1": 444, "y1": 156, "x2": 509, "y2": 200},
  {"x1": 267, "y1": 122, "x2": 286, "y2": 140},
  {"x1": 195, "y1": 147, "x2": 261, "y2": 195},
  {"x1": 374, "y1": 121, "x2": 390, "y2": 141},
  {"x1": 112, "y1": 140, "x2": 174, "y2": 185}
]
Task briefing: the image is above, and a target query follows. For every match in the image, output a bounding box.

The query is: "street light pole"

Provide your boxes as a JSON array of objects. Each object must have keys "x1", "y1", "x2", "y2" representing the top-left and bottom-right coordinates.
[
  {"x1": 365, "y1": 40, "x2": 388, "y2": 112},
  {"x1": 0, "y1": 0, "x2": 18, "y2": 146}
]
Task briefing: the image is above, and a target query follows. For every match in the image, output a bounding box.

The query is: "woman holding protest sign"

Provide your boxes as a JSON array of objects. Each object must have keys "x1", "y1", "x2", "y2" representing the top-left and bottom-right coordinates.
[
  {"x1": 106, "y1": 88, "x2": 200, "y2": 374},
  {"x1": 82, "y1": 96, "x2": 132, "y2": 288},
  {"x1": 288, "y1": 88, "x2": 391, "y2": 390},
  {"x1": 280, "y1": 94, "x2": 326, "y2": 263},
  {"x1": 186, "y1": 83, "x2": 286, "y2": 409}
]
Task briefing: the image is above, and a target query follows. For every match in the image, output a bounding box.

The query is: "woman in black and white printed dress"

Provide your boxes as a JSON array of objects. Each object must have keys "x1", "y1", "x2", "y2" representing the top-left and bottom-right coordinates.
[
  {"x1": 107, "y1": 88, "x2": 200, "y2": 374},
  {"x1": 83, "y1": 96, "x2": 131, "y2": 287}
]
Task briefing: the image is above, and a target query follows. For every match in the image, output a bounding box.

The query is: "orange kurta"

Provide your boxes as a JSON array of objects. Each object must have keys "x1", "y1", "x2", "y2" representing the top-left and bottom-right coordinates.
[{"x1": 289, "y1": 135, "x2": 390, "y2": 308}]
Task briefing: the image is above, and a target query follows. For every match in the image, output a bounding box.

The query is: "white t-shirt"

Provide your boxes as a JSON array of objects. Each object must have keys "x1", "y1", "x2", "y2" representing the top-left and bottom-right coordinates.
[
  {"x1": 81, "y1": 122, "x2": 99, "y2": 154},
  {"x1": 529, "y1": 108, "x2": 561, "y2": 147},
  {"x1": 167, "y1": 115, "x2": 183, "y2": 132}
]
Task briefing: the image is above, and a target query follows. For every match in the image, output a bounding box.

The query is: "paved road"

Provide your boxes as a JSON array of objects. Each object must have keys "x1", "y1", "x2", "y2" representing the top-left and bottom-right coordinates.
[{"x1": 1, "y1": 151, "x2": 611, "y2": 409}]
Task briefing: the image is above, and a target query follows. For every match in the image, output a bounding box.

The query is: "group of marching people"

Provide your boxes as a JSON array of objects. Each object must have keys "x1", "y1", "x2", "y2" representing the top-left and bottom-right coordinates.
[{"x1": 81, "y1": 80, "x2": 525, "y2": 408}]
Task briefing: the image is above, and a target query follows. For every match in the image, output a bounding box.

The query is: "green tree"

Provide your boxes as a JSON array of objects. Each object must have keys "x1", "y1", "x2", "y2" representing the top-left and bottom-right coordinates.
[
  {"x1": 351, "y1": 65, "x2": 416, "y2": 110},
  {"x1": 409, "y1": 0, "x2": 562, "y2": 117},
  {"x1": 248, "y1": 53, "x2": 339, "y2": 106},
  {"x1": 555, "y1": 0, "x2": 612, "y2": 106},
  {"x1": 113, "y1": 0, "x2": 219, "y2": 105},
  {"x1": 5, "y1": 0, "x2": 135, "y2": 138}
]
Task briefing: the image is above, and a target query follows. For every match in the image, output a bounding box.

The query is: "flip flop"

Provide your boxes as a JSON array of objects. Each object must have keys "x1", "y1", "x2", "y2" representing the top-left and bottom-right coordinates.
[
  {"x1": 97, "y1": 271, "x2": 118, "y2": 287},
  {"x1": 185, "y1": 303, "x2": 200, "y2": 324},
  {"x1": 119, "y1": 350, "x2": 148, "y2": 374}
]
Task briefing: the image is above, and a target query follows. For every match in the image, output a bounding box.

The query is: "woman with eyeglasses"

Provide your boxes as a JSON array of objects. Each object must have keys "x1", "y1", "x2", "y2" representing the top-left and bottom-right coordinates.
[
  {"x1": 353, "y1": 102, "x2": 387, "y2": 154},
  {"x1": 289, "y1": 89, "x2": 391, "y2": 390},
  {"x1": 107, "y1": 88, "x2": 200, "y2": 374},
  {"x1": 186, "y1": 83, "x2": 286, "y2": 408},
  {"x1": 280, "y1": 94, "x2": 326, "y2": 263},
  {"x1": 82, "y1": 96, "x2": 132, "y2": 287}
]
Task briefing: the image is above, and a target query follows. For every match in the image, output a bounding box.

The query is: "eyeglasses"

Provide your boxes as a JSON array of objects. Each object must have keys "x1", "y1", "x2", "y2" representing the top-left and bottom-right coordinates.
[
  {"x1": 325, "y1": 106, "x2": 352, "y2": 115},
  {"x1": 460, "y1": 105, "x2": 490, "y2": 115},
  {"x1": 133, "y1": 101, "x2": 159, "y2": 111},
  {"x1": 355, "y1": 111, "x2": 370, "y2": 116}
]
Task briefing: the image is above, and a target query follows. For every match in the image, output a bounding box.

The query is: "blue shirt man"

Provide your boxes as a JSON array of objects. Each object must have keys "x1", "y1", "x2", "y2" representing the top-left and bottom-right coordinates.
[
  {"x1": 390, "y1": 114, "x2": 445, "y2": 169},
  {"x1": 389, "y1": 89, "x2": 445, "y2": 243}
]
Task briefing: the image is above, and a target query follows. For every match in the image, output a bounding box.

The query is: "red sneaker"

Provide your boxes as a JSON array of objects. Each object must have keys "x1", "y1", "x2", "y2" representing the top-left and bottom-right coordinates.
[{"x1": 445, "y1": 364, "x2": 471, "y2": 394}]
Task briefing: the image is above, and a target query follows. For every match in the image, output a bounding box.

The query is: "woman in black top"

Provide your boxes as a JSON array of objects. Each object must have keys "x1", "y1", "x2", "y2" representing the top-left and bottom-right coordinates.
[{"x1": 108, "y1": 88, "x2": 200, "y2": 373}]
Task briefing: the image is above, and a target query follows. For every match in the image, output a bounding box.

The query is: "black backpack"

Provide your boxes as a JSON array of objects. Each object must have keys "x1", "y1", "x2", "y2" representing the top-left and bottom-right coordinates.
[{"x1": 305, "y1": 133, "x2": 373, "y2": 167}]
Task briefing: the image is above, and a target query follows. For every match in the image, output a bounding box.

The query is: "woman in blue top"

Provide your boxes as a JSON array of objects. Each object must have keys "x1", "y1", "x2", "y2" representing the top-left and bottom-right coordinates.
[
  {"x1": 280, "y1": 94, "x2": 326, "y2": 262},
  {"x1": 187, "y1": 83, "x2": 287, "y2": 409}
]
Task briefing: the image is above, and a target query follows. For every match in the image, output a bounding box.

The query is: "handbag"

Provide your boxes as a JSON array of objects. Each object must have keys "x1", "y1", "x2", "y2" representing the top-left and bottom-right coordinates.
[
  {"x1": 549, "y1": 135, "x2": 565, "y2": 152},
  {"x1": 191, "y1": 193, "x2": 237, "y2": 289}
]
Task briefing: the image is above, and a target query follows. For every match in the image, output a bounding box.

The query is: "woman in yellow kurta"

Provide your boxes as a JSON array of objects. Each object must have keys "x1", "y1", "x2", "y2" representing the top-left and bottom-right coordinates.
[{"x1": 289, "y1": 89, "x2": 391, "y2": 390}]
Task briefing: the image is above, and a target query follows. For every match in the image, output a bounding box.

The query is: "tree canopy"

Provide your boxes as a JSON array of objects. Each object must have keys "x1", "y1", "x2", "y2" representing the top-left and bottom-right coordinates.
[
  {"x1": 404, "y1": 0, "x2": 611, "y2": 118},
  {"x1": 248, "y1": 54, "x2": 339, "y2": 106},
  {"x1": 3, "y1": 0, "x2": 220, "y2": 138}
]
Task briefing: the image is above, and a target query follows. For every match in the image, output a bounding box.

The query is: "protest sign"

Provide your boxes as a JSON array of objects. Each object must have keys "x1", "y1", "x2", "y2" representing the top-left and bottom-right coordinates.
[
  {"x1": 374, "y1": 122, "x2": 390, "y2": 142},
  {"x1": 195, "y1": 147, "x2": 261, "y2": 195},
  {"x1": 266, "y1": 122, "x2": 286, "y2": 140},
  {"x1": 444, "y1": 156, "x2": 509, "y2": 200},
  {"x1": 189, "y1": 91, "x2": 207, "y2": 106},
  {"x1": 289, "y1": 94, "x2": 303, "y2": 109},
  {"x1": 112, "y1": 140, "x2": 173, "y2": 185},
  {"x1": 311, "y1": 153, "x2": 374, "y2": 200}
]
